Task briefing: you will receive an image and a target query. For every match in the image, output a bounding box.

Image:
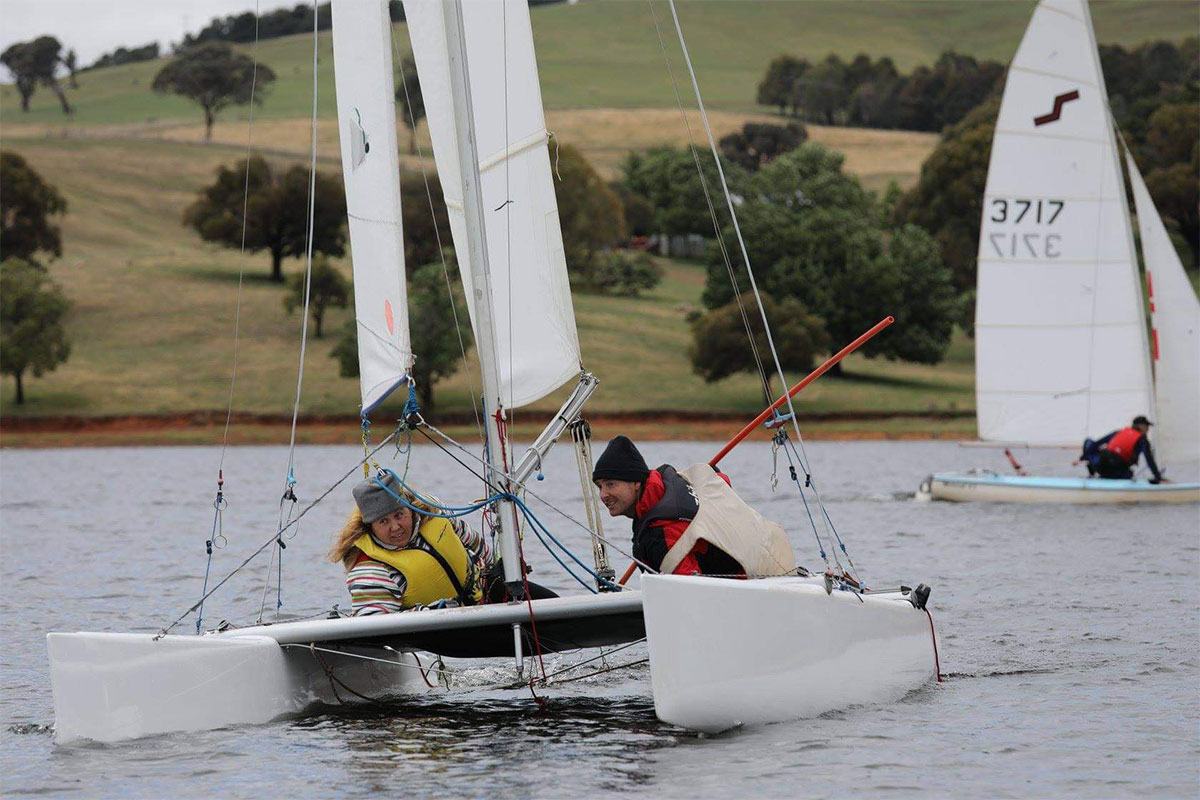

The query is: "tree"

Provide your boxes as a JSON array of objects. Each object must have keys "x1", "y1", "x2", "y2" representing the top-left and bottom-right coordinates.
[
  {"x1": 0, "y1": 37, "x2": 72, "y2": 114},
  {"x1": 550, "y1": 142, "x2": 626, "y2": 282},
  {"x1": 333, "y1": 261, "x2": 471, "y2": 411},
  {"x1": 63, "y1": 49, "x2": 78, "y2": 88},
  {"x1": 184, "y1": 156, "x2": 346, "y2": 282},
  {"x1": 283, "y1": 256, "x2": 349, "y2": 338},
  {"x1": 1142, "y1": 103, "x2": 1199, "y2": 171},
  {"x1": 893, "y1": 98, "x2": 998, "y2": 301},
  {"x1": 585, "y1": 250, "x2": 663, "y2": 297},
  {"x1": 794, "y1": 55, "x2": 848, "y2": 124},
  {"x1": 702, "y1": 144, "x2": 958, "y2": 367},
  {"x1": 152, "y1": 42, "x2": 276, "y2": 141},
  {"x1": 0, "y1": 257, "x2": 71, "y2": 404},
  {"x1": 719, "y1": 122, "x2": 808, "y2": 171},
  {"x1": 690, "y1": 292, "x2": 828, "y2": 383},
  {"x1": 396, "y1": 56, "x2": 425, "y2": 155},
  {"x1": 756, "y1": 55, "x2": 809, "y2": 116},
  {"x1": 1145, "y1": 160, "x2": 1199, "y2": 267},
  {"x1": 401, "y1": 171, "x2": 449, "y2": 268},
  {"x1": 0, "y1": 150, "x2": 68, "y2": 263},
  {"x1": 621, "y1": 146, "x2": 745, "y2": 237}
]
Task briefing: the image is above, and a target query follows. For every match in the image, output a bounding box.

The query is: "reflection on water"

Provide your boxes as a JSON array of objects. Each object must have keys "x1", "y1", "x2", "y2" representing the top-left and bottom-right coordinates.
[{"x1": 1, "y1": 441, "x2": 1197, "y2": 797}]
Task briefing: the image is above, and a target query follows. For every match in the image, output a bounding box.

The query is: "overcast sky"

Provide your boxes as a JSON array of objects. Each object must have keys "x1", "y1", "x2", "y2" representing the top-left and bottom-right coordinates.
[{"x1": 0, "y1": 0, "x2": 288, "y2": 66}]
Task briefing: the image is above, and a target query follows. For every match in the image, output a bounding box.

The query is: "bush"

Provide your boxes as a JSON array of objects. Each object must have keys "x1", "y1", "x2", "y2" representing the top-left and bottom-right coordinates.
[{"x1": 581, "y1": 250, "x2": 663, "y2": 297}]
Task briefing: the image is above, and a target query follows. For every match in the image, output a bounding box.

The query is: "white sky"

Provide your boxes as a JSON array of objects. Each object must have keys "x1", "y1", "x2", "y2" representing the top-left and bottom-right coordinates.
[{"x1": 0, "y1": 0, "x2": 290, "y2": 66}]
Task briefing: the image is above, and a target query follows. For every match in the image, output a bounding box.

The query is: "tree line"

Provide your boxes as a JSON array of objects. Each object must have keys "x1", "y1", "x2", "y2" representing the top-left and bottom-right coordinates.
[
  {"x1": 757, "y1": 51, "x2": 1005, "y2": 132},
  {"x1": 896, "y1": 36, "x2": 1199, "y2": 321}
]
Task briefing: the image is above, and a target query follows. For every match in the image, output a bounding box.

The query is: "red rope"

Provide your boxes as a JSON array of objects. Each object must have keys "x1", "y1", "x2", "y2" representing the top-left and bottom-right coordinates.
[{"x1": 925, "y1": 608, "x2": 942, "y2": 683}]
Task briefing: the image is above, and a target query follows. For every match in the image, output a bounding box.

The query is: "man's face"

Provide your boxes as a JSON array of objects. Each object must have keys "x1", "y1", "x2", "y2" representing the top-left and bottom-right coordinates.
[
  {"x1": 1135, "y1": 422, "x2": 1149, "y2": 434},
  {"x1": 595, "y1": 478, "x2": 641, "y2": 518}
]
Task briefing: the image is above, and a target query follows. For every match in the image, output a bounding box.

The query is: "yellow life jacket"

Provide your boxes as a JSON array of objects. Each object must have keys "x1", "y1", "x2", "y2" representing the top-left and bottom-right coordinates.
[{"x1": 352, "y1": 516, "x2": 482, "y2": 609}]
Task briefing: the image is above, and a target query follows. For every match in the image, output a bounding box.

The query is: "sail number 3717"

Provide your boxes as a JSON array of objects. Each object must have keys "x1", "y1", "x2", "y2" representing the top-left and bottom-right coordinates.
[{"x1": 987, "y1": 198, "x2": 1064, "y2": 259}]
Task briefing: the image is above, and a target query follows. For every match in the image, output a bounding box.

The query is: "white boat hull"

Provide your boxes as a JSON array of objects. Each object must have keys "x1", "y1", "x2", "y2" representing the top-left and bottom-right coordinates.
[
  {"x1": 920, "y1": 474, "x2": 1200, "y2": 504},
  {"x1": 47, "y1": 592, "x2": 644, "y2": 744},
  {"x1": 642, "y1": 574, "x2": 938, "y2": 734},
  {"x1": 47, "y1": 632, "x2": 439, "y2": 745}
]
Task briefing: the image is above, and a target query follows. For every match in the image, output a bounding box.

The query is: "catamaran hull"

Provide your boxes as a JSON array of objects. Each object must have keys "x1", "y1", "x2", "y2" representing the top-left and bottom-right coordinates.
[
  {"x1": 46, "y1": 632, "x2": 439, "y2": 745},
  {"x1": 46, "y1": 592, "x2": 645, "y2": 744},
  {"x1": 920, "y1": 474, "x2": 1200, "y2": 504},
  {"x1": 641, "y1": 574, "x2": 938, "y2": 734}
]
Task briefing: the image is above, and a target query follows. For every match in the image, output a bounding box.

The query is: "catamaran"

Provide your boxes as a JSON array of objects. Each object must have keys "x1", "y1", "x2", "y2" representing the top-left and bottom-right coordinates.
[
  {"x1": 921, "y1": 0, "x2": 1200, "y2": 504},
  {"x1": 47, "y1": 0, "x2": 941, "y2": 744}
]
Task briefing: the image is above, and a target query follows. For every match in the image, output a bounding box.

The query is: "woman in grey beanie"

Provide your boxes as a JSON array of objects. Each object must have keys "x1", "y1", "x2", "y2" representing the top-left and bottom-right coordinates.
[{"x1": 327, "y1": 472, "x2": 493, "y2": 615}]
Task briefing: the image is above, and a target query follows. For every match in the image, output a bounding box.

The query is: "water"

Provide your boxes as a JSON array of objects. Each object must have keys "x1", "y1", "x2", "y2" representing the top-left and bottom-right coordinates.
[{"x1": 2, "y1": 440, "x2": 1197, "y2": 798}]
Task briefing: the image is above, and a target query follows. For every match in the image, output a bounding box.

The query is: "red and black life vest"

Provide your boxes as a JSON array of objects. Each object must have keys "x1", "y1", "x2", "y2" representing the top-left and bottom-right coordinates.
[
  {"x1": 1103, "y1": 427, "x2": 1143, "y2": 464},
  {"x1": 632, "y1": 465, "x2": 699, "y2": 561}
]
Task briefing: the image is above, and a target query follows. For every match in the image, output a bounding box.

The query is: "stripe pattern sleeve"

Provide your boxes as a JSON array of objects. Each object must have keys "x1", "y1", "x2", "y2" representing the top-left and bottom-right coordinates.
[
  {"x1": 452, "y1": 518, "x2": 494, "y2": 568},
  {"x1": 345, "y1": 556, "x2": 408, "y2": 615}
]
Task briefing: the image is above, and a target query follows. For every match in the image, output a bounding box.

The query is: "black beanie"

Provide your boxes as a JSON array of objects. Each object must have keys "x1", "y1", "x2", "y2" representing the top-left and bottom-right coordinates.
[{"x1": 592, "y1": 435, "x2": 650, "y2": 483}]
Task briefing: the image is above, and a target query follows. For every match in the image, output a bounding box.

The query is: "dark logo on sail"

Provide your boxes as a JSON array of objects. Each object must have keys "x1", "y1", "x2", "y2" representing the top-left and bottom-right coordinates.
[{"x1": 1033, "y1": 90, "x2": 1080, "y2": 126}]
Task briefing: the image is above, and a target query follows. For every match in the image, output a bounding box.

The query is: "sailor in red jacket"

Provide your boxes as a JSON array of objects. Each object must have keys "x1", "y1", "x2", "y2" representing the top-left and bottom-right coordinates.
[
  {"x1": 1081, "y1": 415, "x2": 1164, "y2": 482},
  {"x1": 592, "y1": 435, "x2": 743, "y2": 577}
]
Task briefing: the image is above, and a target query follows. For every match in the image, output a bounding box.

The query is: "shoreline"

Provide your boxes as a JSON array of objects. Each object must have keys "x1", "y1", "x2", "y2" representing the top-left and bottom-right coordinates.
[{"x1": 0, "y1": 410, "x2": 976, "y2": 448}]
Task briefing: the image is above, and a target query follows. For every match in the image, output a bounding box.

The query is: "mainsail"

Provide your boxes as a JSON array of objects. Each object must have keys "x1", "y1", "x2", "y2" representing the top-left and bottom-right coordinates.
[
  {"x1": 974, "y1": 0, "x2": 1154, "y2": 445},
  {"x1": 331, "y1": 0, "x2": 413, "y2": 416},
  {"x1": 405, "y1": 0, "x2": 582, "y2": 409},
  {"x1": 1124, "y1": 149, "x2": 1200, "y2": 464}
]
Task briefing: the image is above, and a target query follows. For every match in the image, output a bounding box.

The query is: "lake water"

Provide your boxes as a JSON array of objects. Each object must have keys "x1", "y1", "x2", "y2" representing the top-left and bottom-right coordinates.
[{"x1": 2, "y1": 440, "x2": 1197, "y2": 798}]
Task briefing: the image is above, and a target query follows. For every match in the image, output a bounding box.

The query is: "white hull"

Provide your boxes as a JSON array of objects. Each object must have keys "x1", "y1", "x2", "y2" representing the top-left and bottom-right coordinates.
[
  {"x1": 920, "y1": 474, "x2": 1200, "y2": 504},
  {"x1": 642, "y1": 574, "x2": 938, "y2": 734},
  {"x1": 47, "y1": 592, "x2": 644, "y2": 744},
  {"x1": 47, "y1": 632, "x2": 440, "y2": 745}
]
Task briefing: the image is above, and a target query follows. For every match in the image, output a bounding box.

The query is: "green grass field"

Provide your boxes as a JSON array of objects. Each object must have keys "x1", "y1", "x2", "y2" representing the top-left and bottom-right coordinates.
[
  {"x1": 1, "y1": 1, "x2": 1193, "y2": 124},
  {"x1": 0, "y1": 136, "x2": 973, "y2": 427}
]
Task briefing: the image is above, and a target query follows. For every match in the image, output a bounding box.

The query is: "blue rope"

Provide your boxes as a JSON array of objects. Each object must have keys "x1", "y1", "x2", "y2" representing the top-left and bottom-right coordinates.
[
  {"x1": 371, "y1": 469, "x2": 618, "y2": 592},
  {"x1": 402, "y1": 381, "x2": 421, "y2": 420}
]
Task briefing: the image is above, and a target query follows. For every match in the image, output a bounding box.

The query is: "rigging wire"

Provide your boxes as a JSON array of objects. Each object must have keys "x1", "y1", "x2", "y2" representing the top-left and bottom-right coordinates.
[
  {"x1": 158, "y1": 431, "x2": 401, "y2": 639},
  {"x1": 217, "y1": 0, "x2": 262, "y2": 473},
  {"x1": 645, "y1": 0, "x2": 773, "y2": 407},
  {"x1": 411, "y1": 421, "x2": 654, "y2": 572},
  {"x1": 660, "y1": 0, "x2": 850, "y2": 572},
  {"x1": 264, "y1": 0, "x2": 322, "y2": 618}
]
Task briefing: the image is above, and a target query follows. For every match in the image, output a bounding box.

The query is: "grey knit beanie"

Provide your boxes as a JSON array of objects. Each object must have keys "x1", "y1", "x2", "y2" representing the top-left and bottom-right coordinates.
[{"x1": 353, "y1": 472, "x2": 408, "y2": 523}]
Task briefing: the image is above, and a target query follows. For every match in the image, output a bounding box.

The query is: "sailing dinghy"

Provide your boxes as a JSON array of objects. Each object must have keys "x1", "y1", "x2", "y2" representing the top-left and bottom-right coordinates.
[
  {"x1": 922, "y1": 0, "x2": 1200, "y2": 504},
  {"x1": 47, "y1": 0, "x2": 940, "y2": 744}
]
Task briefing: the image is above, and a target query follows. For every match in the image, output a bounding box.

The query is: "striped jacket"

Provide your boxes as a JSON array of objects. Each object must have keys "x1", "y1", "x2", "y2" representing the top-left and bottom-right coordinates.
[{"x1": 346, "y1": 517, "x2": 493, "y2": 615}]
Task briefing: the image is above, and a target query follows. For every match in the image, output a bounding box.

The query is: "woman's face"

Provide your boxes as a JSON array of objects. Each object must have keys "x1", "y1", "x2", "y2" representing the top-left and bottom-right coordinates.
[{"x1": 370, "y1": 507, "x2": 416, "y2": 548}]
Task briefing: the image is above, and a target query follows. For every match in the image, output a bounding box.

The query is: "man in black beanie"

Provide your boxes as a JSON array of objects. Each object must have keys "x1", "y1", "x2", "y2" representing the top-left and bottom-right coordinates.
[{"x1": 592, "y1": 436, "x2": 741, "y2": 577}]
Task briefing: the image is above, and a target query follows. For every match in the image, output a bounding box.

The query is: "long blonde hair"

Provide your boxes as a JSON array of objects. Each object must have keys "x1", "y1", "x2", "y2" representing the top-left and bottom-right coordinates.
[{"x1": 326, "y1": 485, "x2": 437, "y2": 568}]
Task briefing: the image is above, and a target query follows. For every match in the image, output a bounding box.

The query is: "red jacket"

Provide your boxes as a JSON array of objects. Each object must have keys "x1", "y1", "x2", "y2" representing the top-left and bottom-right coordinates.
[{"x1": 635, "y1": 468, "x2": 733, "y2": 576}]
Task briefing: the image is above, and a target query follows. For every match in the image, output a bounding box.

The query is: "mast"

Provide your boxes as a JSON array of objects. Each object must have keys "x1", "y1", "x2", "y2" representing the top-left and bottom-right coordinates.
[{"x1": 440, "y1": 0, "x2": 526, "y2": 671}]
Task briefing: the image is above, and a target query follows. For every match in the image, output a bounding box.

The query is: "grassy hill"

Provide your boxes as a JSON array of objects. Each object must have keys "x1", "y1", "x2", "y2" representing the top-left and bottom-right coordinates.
[
  {"x1": 1, "y1": 0, "x2": 1194, "y2": 124},
  {"x1": 5, "y1": 0, "x2": 1190, "y2": 436},
  {"x1": 0, "y1": 136, "x2": 972, "y2": 428}
]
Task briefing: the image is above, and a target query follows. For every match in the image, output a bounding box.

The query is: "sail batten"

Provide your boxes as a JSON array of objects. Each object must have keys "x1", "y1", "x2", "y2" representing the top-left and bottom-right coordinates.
[
  {"x1": 974, "y1": 0, "x2": 1153, "y2": 445},
  {"x1": 405, "y1": 0, "x2": 581, "y2": 410},
  {"x1": 331, "y1": 0, "x2": 412, "y2": 416}
]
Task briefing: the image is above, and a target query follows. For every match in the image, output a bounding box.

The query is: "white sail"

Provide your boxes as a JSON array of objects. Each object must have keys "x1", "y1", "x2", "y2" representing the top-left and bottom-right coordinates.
[
  {"x1": 974, "y1": 0, "x2": 1154, "y2": 445},
  {"x1": 331, "y1": 0, "x2": 413, "y2": 416},
  {"x1": 1125, "y1": 149, "x2": 1200, "y2": 464},
  {"x1": 405, "y1": 0, "x2": 582, "y2": 409}
]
